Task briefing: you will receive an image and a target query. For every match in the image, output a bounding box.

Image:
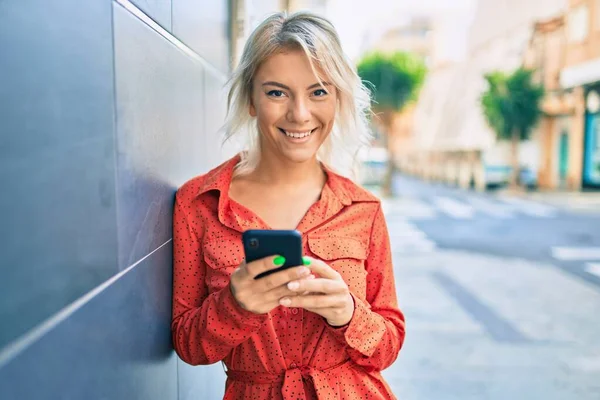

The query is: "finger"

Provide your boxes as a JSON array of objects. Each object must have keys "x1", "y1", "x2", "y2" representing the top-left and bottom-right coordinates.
[
  {"x1": 280, "y1": 293, "x2": 347, "y2": 309},
  {"x1": 260, "y1": 300, "x2": 286, "y2": 315},
  {"x1": 263, "y1": 284, "x2": 301, "y2": 303},
  {"x1": 245, "y1": 255, "x2": 308, "y2": 282},
  {"x1": 301, "y1": 274, "x2": 315, "y2": 295},
  {"x1": 301, "y1": 257, "x2": 341, "y2": 280},
  {"x1": 245, "y1": 255, "x2": 285, "y2": 279},
  {"x1": 287, "y1": 278, "x2": 347, "y2": 294},
  {"x1": 283, "y1": 273, "x2": 316, "y2": 295},
  {"x1": 256, "y1": 264, "x2": 311, "y2": 292},
  {"x1": 231, "y1": 260, "x2": 249, "y2": 281}
]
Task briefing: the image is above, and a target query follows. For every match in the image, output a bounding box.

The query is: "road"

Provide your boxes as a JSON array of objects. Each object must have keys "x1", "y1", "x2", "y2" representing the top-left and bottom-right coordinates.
[
  {"x1": 381, "y1": 175, "x2": 600, "y2": 399},
  {"x1": 386, "y1": 175, "x2": 600, "y2": 287}
]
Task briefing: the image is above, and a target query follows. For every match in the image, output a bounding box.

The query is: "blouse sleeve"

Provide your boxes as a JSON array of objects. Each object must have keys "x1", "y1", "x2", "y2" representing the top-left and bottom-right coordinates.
[
  {"x1": 170, "y1": 192, "x2": 268, "y2": 365},
  {"x1": 328, "y1": 203, "x2": 406, "y2": 371}
]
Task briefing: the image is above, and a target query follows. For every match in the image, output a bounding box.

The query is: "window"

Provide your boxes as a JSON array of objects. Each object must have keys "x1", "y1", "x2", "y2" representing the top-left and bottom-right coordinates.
[{"x1": 568, "y1": 4, "x2": 590, "y2": 42}]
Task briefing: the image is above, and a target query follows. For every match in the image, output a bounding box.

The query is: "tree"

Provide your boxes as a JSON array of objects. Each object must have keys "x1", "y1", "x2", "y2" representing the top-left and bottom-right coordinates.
[
  {"x1": 357, "y1": 51, "x2": 427, "y2": 196},
  {"x1": 480, "y1": 67, "x2": 545, "y2": 188}
]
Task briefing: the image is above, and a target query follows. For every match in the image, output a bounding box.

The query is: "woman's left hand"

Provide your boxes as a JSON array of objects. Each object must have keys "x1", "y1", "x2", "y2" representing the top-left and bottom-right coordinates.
[{"x1": 279, "y1": 257, "x2": 354, "y2": 327}]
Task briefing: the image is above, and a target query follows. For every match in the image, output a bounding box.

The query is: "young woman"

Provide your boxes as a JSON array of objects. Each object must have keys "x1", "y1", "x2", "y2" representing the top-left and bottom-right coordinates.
[{"x1": 171, "y1": 11, "x2": 405, "y2": 400}]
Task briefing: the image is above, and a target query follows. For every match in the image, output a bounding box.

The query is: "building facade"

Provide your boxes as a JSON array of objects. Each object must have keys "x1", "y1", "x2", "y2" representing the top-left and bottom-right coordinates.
[
  {"x1": 509, "y1": 0, "x2": 600, "y2": 191},
  {"x1": 524, "y1": 16, "x2": 574, "y2": 190},
  {"x1": 365, "y1": 17, "x2": 436, "y2": 178},
  {"x1": 560, "y1": 0, "x2": 600, "y2": 189},
  {"x1": 411, "y1": 0, "x2": 567, "y2": 190}
]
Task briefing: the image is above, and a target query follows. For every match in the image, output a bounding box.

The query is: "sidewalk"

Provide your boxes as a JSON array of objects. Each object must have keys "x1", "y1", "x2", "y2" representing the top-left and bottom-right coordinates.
[
  {"x1": 382, "y1": 219, "x2": 600, "y2": 399},
  {"x1": 495, "y1": 190, "x2": 600, "y2": 212},
  {"x1": 384, "y1": 248, "x2": 600, "y2": 399}
]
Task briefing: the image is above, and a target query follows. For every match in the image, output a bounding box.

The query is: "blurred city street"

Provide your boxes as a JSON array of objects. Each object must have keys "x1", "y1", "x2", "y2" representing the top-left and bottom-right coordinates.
[{"x1": 379, "y1": 174, "x2": 600, "y2": 399}]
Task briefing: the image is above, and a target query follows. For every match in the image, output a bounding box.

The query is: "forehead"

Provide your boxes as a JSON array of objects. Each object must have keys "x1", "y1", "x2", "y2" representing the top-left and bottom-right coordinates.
[{"x1": 255, "y1": 50, "x2": 327, "y2": 85}]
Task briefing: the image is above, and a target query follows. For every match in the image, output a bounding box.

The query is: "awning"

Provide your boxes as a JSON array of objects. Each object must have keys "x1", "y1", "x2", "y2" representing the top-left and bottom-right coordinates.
[{"x1": 560, "y1": 57, "x2": 600, "y2": 88}]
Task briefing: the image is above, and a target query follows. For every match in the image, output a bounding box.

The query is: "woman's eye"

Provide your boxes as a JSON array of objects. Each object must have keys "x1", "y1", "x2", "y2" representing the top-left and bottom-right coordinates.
[
  {"x1": 313, "y1": 89, "x2": 328, "y2": 97},
  {"x1": 267, "y1": 90, "x2": 285, "y2": 97}
]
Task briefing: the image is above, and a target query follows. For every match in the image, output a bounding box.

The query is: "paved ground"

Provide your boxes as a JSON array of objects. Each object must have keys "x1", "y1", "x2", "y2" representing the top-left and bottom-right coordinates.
[
  {"x1": 497, "y1": 189, "x2": 600, "y2": 213},
  {"x1": 380, "y1": 175, "x2": 600, "y2": 288},
  {"x1": 379, "y1": 175, "x2": 600, "y2": 399}
]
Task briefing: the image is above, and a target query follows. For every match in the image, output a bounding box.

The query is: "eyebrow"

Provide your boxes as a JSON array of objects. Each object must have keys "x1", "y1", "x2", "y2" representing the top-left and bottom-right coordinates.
[{"x1": 261, "y1": 81, "x2": 331, "y2": 90}]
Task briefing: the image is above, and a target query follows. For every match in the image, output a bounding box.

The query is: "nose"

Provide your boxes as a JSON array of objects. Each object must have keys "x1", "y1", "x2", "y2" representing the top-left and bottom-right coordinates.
[{"x1": 287, "y1": 97, "x2": 311, "y2": 124}]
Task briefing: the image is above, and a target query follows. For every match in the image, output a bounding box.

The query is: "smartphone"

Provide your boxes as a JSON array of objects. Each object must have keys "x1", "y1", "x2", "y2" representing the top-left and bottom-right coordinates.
[{"x1": 242, "y1": 229, "x2": 303, "y2": 279}]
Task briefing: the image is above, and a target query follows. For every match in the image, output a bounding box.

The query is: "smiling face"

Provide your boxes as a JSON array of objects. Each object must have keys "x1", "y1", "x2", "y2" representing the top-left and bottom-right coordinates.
[{"x1": 249, "y1": 49, "x2": 337, "y2": 165}]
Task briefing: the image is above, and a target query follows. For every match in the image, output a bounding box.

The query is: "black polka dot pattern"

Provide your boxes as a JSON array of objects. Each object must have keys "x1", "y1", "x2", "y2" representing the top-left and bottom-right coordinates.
[{"x1": 171, "y1": 155, "x2": 406, "y2": 399}]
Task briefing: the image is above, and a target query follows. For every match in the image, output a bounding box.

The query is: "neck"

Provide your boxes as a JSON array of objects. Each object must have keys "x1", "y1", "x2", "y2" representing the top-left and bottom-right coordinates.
[{"x1": 251, "y1": 153, "x2": 325, "y2": 187}]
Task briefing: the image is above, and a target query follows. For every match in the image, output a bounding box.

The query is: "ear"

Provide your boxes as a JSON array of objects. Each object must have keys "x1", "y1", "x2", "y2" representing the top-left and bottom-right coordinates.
[{"x1": 248, "y1": 91, "x2": 257, "y2": 117}]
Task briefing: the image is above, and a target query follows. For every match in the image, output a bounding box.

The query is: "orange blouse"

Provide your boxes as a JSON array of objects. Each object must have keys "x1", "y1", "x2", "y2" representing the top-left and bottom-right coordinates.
[{"x1": 171, "y1": 155, "x2": 405, "y2": 399}]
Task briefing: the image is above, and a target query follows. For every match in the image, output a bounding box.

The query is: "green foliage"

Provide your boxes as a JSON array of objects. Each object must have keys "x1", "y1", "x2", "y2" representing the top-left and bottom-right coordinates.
[
  {"x1": 357, "y1": 51, "x2": 427, "y2": 113},
  {"x1": 480, "y1": 67, "x2": 545, "y2": 141}
]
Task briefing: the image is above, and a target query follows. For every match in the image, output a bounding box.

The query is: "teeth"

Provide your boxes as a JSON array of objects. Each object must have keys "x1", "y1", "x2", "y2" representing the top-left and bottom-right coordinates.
[{"x1": 284, "y1": 130, "x2": 313, "y2": 138}]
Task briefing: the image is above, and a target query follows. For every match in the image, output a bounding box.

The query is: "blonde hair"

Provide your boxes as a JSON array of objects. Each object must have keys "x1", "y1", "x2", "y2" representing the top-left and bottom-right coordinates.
[{"x1": 223, "y1": 11, "x2": 373, "y2": 178}]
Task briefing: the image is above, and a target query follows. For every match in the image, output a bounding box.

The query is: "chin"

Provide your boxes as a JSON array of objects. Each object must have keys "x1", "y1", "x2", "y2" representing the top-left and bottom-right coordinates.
[{"x1": 279, "y1": 147, "x2": 319, "y2": 164}]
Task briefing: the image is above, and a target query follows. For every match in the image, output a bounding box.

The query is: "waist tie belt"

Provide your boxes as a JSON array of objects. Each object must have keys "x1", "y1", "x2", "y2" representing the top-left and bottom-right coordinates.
[{"x1": 226, "y1": 359, "x2": 351, "y2": 400}]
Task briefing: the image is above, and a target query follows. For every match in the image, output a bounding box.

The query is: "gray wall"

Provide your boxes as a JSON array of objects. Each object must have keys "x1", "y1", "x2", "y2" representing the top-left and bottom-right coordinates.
[{"x1": 0, "y1": 0, "x2": 231, "y2": 398}]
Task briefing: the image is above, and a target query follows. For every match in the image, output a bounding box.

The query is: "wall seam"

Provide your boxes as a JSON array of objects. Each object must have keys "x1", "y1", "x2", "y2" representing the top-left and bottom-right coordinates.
[
  {"x1": 114, "y1": 0, "x2": 226, "y2": 80},
  {"x1": 110, "y1": 1, "x2": 123, "y2": 271},
  {"x1": 0, "y1": 239, "x2": 173, "y2": 368}
]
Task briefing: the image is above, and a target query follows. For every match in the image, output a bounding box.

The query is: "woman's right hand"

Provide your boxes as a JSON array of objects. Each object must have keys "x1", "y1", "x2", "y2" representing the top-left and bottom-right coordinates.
[{"x1": 229, "y1": 256, "x2": 312, "y2": 314}]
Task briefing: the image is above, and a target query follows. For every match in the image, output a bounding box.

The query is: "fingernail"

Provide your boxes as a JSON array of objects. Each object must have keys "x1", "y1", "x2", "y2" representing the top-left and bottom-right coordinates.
[
  {"x1": 297, "y1": 267, "x2": 309, "y2": 276},
  {"x1": 280, "y1": 298, "x2": 291, "y2": 307},
  {"x1": 302, "y1": 256, "x2": 311, "y2": 266},
  {"x1": 307, "y1": 274, "x2": 315, "y2": 280},
  {"x1": 273, "y1": 256, "x2": 286, "y2": 266},
  {"x1": 288, "y1": 281, "x2": 300, "y2": 290}
]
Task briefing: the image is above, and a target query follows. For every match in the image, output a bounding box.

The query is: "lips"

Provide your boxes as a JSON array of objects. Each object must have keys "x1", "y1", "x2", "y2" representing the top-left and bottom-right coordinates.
[{"x1": 278, "y1": 128, "x2": 316, "y2": 139}]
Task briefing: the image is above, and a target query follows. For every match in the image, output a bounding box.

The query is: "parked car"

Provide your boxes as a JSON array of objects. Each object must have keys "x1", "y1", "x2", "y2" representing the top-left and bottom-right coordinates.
[
  {"x1": 483, "y1": 164, "x2": 538, "y2": 190},
  {"x1": 519, "y1": 166, "x2": 538, "y2": 190}
]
